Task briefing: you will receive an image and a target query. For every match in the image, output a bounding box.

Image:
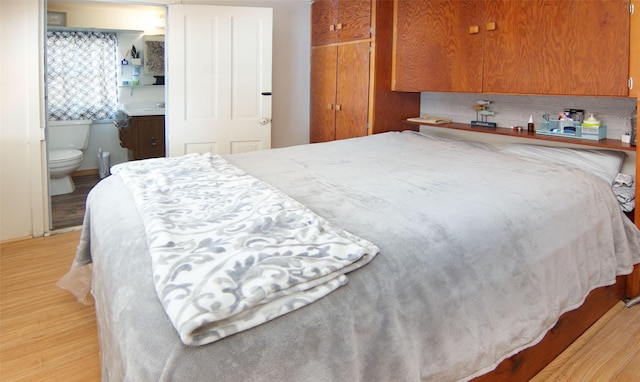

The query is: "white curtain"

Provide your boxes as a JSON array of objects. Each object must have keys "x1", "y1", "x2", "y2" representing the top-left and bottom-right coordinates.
[{"x1": 46, "y1": 30, "x2": 118, "y2": 121}]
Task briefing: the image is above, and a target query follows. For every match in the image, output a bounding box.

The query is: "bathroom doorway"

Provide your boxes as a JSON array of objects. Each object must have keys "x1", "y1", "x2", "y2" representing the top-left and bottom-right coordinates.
[{"x1": 45, "y1": 0, "x2": 166, "y2": 230}]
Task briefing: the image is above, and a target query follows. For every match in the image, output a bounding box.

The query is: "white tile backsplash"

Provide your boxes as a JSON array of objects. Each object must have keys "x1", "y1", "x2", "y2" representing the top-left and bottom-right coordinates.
[{"x1": 420, "y1": 92, "x2": 637, "y2": 140}]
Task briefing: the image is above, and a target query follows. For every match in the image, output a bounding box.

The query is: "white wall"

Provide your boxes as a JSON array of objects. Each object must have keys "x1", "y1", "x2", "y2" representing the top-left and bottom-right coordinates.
[{"x1": 1, "y1": 0, "x2": 45, "y2": 241}]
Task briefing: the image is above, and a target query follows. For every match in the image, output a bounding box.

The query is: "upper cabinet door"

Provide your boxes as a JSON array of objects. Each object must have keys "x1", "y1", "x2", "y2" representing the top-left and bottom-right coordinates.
[
  {"x1": 335, "y1": 42, "x2": 371, "y2": 140},
  {"x1": 312, "y1": 0, "x2": 339, "y2": 46},
  {"x1": 631, "y1": 0, "x2": 640, "y2": 97},
  {"x1": 393, "y1": 0, "x2": 629, "y2": 96},
  {"x1": 483, "y1": 0, "x2": 629, "y2": 96},
  {"x1": 312, "y1": 0, "x2": 371, "y2": 46},
  {"x1": 392, "y1": 0, "x2": 484, "y2": 92},
  {"x1": 337, "y1": 0, "x2": 372, "y2": 43}
]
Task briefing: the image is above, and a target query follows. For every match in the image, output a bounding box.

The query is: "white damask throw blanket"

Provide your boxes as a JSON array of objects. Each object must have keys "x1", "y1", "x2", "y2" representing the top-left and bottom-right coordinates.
[{"x1": 110, "y1": 153, "x2": 379, "y2": 346}]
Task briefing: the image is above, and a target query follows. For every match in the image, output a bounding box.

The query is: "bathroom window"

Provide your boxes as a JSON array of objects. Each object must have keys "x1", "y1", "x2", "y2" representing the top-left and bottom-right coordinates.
[{"x1": 47, "y1": 30, "x2": 118, "y2": 121}]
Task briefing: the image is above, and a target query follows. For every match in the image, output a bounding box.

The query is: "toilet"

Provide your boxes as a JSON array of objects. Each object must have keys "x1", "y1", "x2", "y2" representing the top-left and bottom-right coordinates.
[{"x1": 48, "y1": 120, "x2": 92, "y2": 196}]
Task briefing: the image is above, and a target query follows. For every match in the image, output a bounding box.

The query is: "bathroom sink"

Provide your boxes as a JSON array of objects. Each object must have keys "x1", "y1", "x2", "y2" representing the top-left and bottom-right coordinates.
[
  {"x1": 121, "y1": 103, "x2": 165, "y2": 116},
  {"x1": 124, "y1": 108, "x2": 165, "y2": 116}
]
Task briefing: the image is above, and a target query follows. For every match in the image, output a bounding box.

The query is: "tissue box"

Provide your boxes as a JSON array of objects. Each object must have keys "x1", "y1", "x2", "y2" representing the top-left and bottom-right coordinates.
[{"x1": 578, "y1": 125, "x2": 607, "y2": 141}]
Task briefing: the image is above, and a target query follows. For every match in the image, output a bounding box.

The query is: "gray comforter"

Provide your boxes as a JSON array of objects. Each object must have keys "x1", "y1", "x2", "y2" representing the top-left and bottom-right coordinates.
[{"x1": 64, "y1": 131, "x2": 640, "y2": 381}]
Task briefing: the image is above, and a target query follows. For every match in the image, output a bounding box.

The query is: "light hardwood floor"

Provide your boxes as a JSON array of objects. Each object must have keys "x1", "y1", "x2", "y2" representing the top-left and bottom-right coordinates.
[
  {"x1": 1, "y1": 230, "x2": 639, "y2": 381},
  {"x1": 0, "y1": 230, "x2": 100, "y2": 381}
]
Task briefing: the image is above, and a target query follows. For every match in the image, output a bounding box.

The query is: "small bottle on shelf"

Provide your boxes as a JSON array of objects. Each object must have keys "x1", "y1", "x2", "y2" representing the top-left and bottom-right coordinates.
[
  {"x1": 132, "y1": 66, "x2": 140, "y2": 86},
  {"x1": 527, "y1": 115, "x2": 535, "y2": 132}
]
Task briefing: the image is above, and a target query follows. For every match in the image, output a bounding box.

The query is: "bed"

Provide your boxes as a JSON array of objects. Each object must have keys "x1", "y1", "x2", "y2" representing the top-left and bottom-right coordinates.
[{"x1": 59, "y1": 130, "x2": 640, "y2": 381}]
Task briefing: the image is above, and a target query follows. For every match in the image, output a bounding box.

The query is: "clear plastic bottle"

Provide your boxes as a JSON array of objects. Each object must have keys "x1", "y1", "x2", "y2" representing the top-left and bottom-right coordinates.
[{"x1": 132, "y1": 66, "x2": 140, "y2": 86}]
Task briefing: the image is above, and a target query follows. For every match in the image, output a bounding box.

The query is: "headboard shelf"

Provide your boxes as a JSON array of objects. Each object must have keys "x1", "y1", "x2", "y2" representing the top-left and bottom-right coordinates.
[{"x1": 403, "y1": 120, "x2": 636, "y2": 152}]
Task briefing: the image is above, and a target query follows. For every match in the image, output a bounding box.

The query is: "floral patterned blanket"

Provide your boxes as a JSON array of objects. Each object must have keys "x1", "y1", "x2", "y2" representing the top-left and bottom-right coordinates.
[{"x1": 110, "y1": 153, "x2": 379, "y2": 346}]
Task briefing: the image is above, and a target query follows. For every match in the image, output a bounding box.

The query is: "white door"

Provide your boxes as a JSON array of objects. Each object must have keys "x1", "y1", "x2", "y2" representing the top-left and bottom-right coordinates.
[{"x1": 167, "y1": 5, "x2": 272, "y2": 156}]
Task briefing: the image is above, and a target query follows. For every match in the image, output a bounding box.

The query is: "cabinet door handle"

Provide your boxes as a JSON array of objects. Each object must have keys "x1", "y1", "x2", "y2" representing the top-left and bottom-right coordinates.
[
  {"x1": 486, "y1": 22, "x2": 496, "y2": 31},
  {"x1": 329, "y1": 24, "x2": 335, "y2": 31},
  {"x1": 151, "y1": 137, "x2": 157, "y2": 146},
  {"x1": 469, "y1": 25, "x2": 479, "y2": 34},
  {"x1": 335, "y1": 104, "x2": 342, "y2": 111},
  {"x1": 328, "y1": 104, "x2": 334, "y2": 110},
  {"x1": 336, "y1": 23, "x2": 343, "y2": 30}
]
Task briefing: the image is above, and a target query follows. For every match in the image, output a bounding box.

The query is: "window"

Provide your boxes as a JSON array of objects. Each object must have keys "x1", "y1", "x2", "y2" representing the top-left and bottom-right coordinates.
[{"x1": 46, "y1": 30, "x2": 118, "y2": 121}]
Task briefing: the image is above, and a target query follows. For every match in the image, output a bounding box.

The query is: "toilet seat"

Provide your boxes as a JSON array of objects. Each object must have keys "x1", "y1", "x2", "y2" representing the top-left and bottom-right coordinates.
[{"x1": 50, "y1": 149, "x2": 83, "y2": 164}]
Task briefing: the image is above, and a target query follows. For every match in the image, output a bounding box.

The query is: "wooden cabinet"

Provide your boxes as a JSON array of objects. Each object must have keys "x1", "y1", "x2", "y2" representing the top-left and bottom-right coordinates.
[
  {"x1": 310, "y1": 0, "x2": 420, "y2": 143},
  {"x1": 118, "y1": 115, "x2": 165, "y2": 160},
  {"x1": 311, "y1": 0, "x2": 372, "y2": 46},
  {"x1": 392, "y1": 0, "x2": 484, "y2": 93},
  {"x1": 311, "y1": 43, "x2": 371, "y2": 142},
  {"x1": 631, "y1": 0, "x2": 640, "y2": 99},
  {"x1": 633, "y1": 1, "x2": 640, "y2": 235},
  {"x1": 392, "y1": 0, "x2": 630, "y2": 96}
]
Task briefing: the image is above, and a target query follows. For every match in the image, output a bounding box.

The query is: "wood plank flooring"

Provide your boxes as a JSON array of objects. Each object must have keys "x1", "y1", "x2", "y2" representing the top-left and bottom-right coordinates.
[
  {"x1": 531, "y1": 301, "x2": 640, "y2": 381},
  {"x1": 0, "y1": 230, "x2": 100, "y2": 381},
  {"x1": 1, "y1": 230, "x2": 639, "y2": 381},
  {"x1": 51, "y1": 174, "x2": 101, "y2": 230}
]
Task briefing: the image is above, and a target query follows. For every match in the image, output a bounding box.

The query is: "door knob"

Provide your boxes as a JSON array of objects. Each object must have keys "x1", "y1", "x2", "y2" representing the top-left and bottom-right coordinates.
[{"x1": 259, "y1": 118, "x2": 270, "y2": 125}]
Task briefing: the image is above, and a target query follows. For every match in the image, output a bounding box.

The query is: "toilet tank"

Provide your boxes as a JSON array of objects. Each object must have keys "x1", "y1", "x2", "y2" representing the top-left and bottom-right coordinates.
[{"x1": 48, "y1": 120, "x2": 92, "y2": 150}]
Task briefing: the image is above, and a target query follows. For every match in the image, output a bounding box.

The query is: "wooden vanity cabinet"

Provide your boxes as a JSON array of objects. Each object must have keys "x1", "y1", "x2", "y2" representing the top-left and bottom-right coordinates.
[
  {"x1": 392, "y1": 0, "x2": 630, "y2": 96},
  {"x1": 312, "y1": 0, "x2": 372, "y2": 46},
  {"x1": 118, "y1": 115, "x2": 166, "y2": 160}
]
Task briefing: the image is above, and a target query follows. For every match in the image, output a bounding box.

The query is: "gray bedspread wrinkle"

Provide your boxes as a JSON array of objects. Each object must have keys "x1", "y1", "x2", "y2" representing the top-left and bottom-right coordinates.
[{"x1": 66, "y1": 131, "x2": 640, "y2": 382}]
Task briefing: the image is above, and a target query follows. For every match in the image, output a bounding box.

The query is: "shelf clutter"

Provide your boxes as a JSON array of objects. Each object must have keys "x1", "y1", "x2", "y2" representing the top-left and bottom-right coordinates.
[{"x1": 403, "y1": 120, "x2": 636, "y2": 152}]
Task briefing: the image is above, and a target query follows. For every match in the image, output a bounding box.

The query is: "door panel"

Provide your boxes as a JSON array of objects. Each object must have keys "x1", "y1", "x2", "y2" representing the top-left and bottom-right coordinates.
[
  {"x1": 310, "y1": 45, "x2": 338, "y2": 143},
  {"x1": 233, "y1": 18, "x2": 262, "y2": 119},
  {"x1": 337, "y1": 0, "x2": 372, "y2": 43},
  {"x1": 484, "y1": 0, "x2": 629, "y2": 96},
  {"x1": 184, "y1": 15, "x2": 223, "y2": 122},
  {"x1": 134, "y1": 116, "x2": 165, "y2": 160},
  {"x1": 392, "y1": 0, "x2": 483, "y2": 92},
  {"x1": 312, "y1": 0, "x2": 339, "y2": 46},
  {"x1": 168, "y1": 5, "x2": 272, "y2": 156},
  {"x1": 335, "y1": 42, "x2": 370, "y2": 140},
  {"x1": 483, "y1": 0, "x2": 568, "y2": 95}
]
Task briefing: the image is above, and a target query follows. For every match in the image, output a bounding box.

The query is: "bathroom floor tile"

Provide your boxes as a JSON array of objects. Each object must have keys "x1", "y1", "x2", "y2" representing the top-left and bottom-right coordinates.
[{"x1": 51, "y1": 174, "x2": 101, "y2": 230}]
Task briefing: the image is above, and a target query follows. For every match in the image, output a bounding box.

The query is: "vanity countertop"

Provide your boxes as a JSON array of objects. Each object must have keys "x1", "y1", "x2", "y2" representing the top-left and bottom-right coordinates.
[{"x1": 121, "y1": 102, "x2": 165, "y2": 117}]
